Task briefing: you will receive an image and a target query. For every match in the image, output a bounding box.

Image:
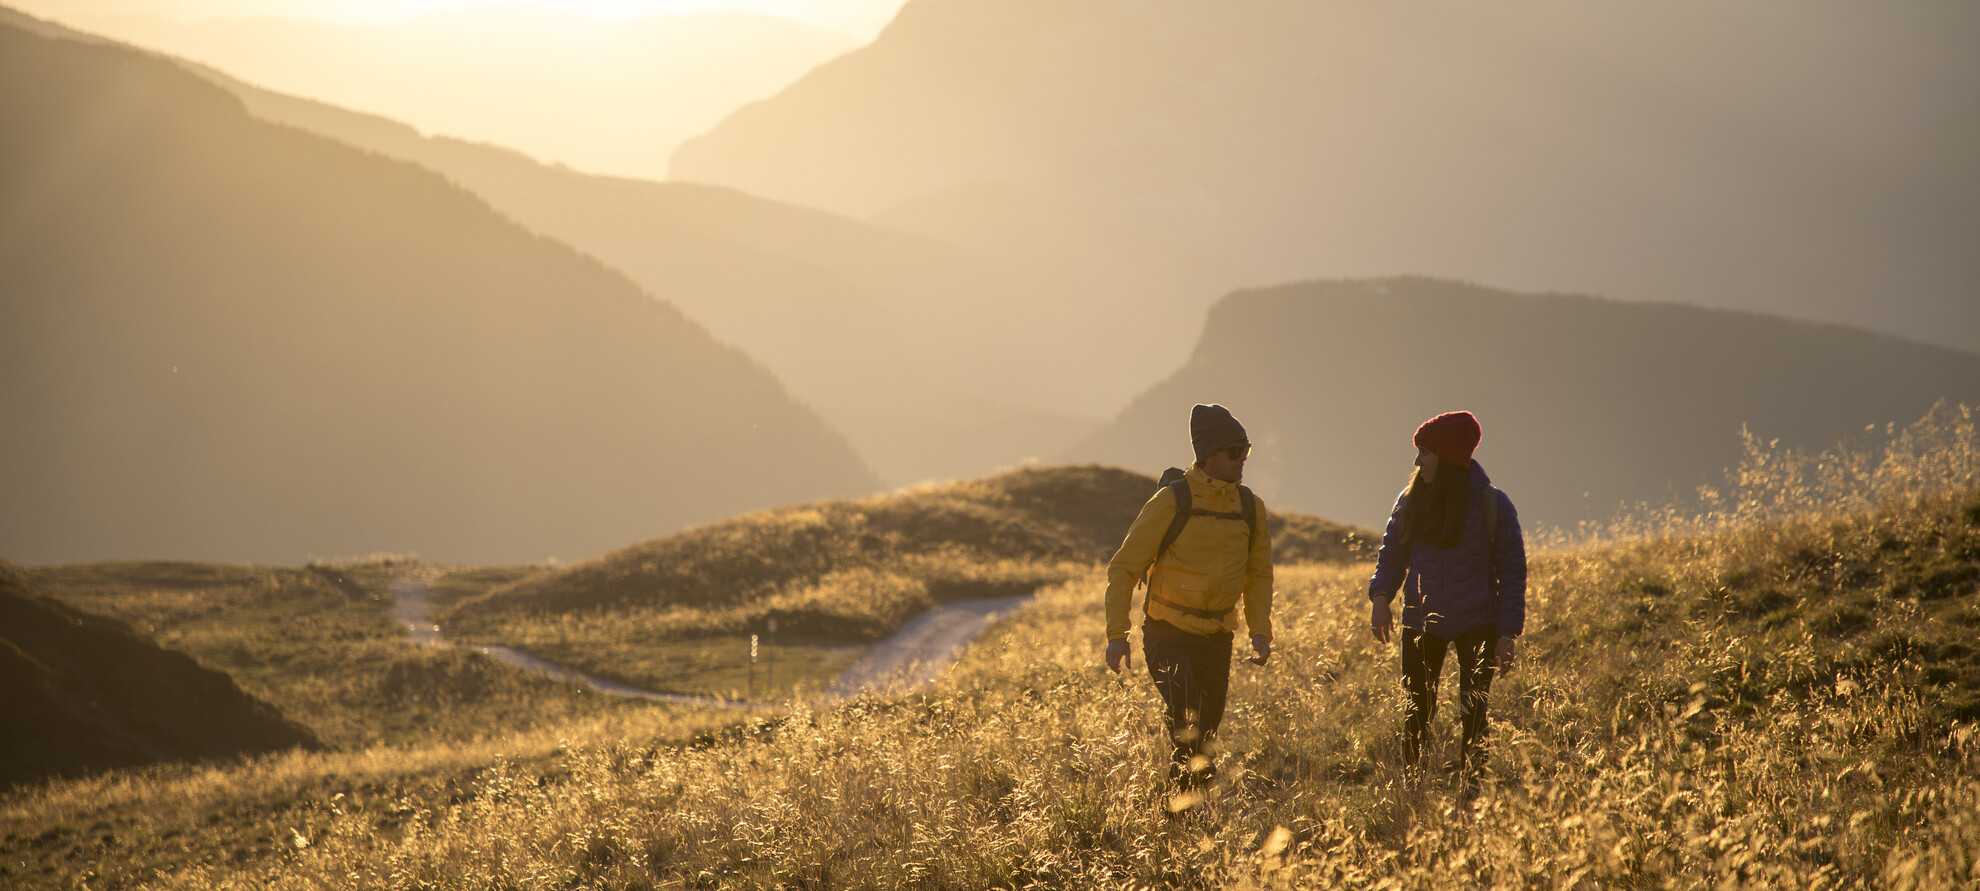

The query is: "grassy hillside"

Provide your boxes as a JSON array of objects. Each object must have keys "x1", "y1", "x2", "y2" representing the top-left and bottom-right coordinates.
[
  {"x1": 444, "y1": 465, "x2": 1373, "y2": 697},
  {"x1": 0, "y1": 18, "x2": 878, "y2": 565},
  {"x1": 0, "y1": 707, "x2": 721, "y2": 891},
  {"x1": 1072, "y1": 277, "x2": 1980, "y2": 532},
  {"x1": 0, "y1": 562, "x2": 320, "y2": 790},
  {"x1": 6, "y1": 412, "x2": 1970, "y2": 889},
  {"x1": 17, "y1": 559, "x2": 662, "y2": 751},
  {"x1": 672, "y1": 0, "x2": 1980, "y2": 353}
]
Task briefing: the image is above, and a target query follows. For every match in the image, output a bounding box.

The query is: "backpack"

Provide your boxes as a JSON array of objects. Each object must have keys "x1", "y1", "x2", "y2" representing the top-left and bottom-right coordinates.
[{"x1": 1139, "y1": 466, "x2": 1258, "y2": 589}]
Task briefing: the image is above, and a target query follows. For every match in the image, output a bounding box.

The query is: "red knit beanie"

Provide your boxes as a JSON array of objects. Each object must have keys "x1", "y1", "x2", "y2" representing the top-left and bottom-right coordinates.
[{"x1": 1412, "y1": 411, "x2": 1481, "y2": 468}]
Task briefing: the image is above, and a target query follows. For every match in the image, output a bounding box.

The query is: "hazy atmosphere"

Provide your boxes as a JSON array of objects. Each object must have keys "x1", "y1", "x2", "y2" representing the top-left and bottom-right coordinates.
[
  {"x1": 3, "y1": 2, "x2": 1978, "y2": 887},
  {"x1": 7, "y1": 0, "x2": 1976, "y2": 561}
]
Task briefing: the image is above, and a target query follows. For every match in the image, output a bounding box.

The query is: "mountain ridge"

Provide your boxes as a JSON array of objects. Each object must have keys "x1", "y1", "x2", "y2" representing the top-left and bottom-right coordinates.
[
  {"x1": 673, "y1": 0, "x2": 1980, "y2": 355},
  {"x1": 55, "y1": 5, "x2": 858, "y2": 180},
  {"x1": 27, "y1": 5, "x2": 1115, "y2": 485},
  {"x1": 1070, "y1": 277, "x2": 1980, "y2": 531},
  {"x1": 0, "y1": 17, "x2": 880, "y2": 565}
]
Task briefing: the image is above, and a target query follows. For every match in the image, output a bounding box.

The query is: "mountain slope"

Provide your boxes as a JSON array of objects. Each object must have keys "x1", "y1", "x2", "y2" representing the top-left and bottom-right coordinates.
[
  {"x1": 0, "y1": 20, "x2": 878, "y2": 565},
  {"x1": 1069, "y1": 277, "x2": 1980, "y2": 531},
  {"x1": 0, "y1": 560, "x2": 321, "y2": 789},
  {"x1": 201, "y1": 102, "x2": 1103, "y2": 486},
  {"x1": 60, "y1": 6, "x2": 856, "y2": 180},
  {"x1": 673, "y1": 0, "x2": 1980, "y2": 354},
  {"x1": 0, "y1": 6, "x2": 1113, "y2": 486}
]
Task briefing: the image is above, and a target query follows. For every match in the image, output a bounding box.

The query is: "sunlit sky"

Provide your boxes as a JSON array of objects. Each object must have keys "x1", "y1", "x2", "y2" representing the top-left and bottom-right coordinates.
[
  {"x1": 15, "y1": 0, "x2": 910, "y2": 38},
  {"x1": 14, "y1": 0, "x2": 912, "y2": 178}
]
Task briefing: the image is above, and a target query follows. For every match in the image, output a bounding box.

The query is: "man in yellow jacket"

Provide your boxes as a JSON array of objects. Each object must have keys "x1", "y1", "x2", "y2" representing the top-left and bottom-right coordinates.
[{"x1": 1104, "y1": 403, "x2": 1273, "y2": 790}]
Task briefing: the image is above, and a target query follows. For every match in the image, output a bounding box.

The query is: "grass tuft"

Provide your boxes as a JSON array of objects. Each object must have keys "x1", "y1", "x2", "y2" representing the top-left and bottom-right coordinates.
[{"x1": 6, "y1": 409, "x2": 1975, "y2": 889}]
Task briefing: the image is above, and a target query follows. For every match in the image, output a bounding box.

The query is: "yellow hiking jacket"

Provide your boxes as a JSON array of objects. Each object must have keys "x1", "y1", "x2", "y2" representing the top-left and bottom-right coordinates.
[{"x1": 1105, "y1": 465, "x2": 1273, "y2": 641}]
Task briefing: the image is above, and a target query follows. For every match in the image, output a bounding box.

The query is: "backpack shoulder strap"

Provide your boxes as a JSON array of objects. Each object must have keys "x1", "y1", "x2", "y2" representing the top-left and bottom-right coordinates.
[
  {"x1": 1238, "y1": 484, "x2": 1258, "y2": 554},
  {"x1": 1155, "y1": 475, "x2": 1193, "y2": 563}
]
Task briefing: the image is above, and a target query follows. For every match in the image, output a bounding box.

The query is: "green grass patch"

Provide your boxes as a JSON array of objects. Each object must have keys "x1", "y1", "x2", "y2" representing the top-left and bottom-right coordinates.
[
  {"x1": 424, "y1": 565, "x2": 547, "y2": 611},
  {"x1": 442, "y1": 465, "x2": 1372, "y2": 691},
  {"x1": 21, "y1": 560, "x2": 665, "y2": 749},
  {"x1": 517, "y1": 636, "x2": 861, "y2": 700}
]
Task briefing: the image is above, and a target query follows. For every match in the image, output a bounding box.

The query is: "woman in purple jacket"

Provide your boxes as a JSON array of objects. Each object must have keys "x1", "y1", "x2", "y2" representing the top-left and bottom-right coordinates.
[{"x1": 1368, "y1": 411, "x2": 1527, "y2": 795}]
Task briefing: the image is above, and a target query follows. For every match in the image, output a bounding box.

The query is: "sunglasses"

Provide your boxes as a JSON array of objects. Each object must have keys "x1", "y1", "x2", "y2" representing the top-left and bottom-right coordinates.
[{"x1": 1220, "y1": 442, "x2": 1252, "y2": 460}]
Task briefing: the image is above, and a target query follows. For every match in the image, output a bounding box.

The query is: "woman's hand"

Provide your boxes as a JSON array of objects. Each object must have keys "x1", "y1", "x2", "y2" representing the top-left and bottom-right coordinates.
[
  {"x1": 1494, "y1": 636, "x2": 1517, "y2": 673},
  {"x1": 1370, "y1": 598, "x2": 1394, "y2": 644}
]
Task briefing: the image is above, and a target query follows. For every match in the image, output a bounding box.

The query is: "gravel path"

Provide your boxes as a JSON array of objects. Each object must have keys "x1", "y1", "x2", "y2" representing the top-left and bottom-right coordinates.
[
  {"x1": 825, "y1": 595, "x2": 1032, "y2": 700},
  {"x1": 390, "y1": 578, "x2": 1030, "y2": 711}
]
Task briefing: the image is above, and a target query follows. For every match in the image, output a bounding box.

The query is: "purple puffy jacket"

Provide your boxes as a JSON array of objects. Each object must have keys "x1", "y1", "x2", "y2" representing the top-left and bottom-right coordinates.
[{"x1": 1367, "y1": 461, "x2": 1527, "y2": 639}]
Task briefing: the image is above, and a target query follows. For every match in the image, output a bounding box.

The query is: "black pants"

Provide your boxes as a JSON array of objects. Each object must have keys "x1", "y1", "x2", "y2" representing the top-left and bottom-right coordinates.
[
  {"x1": 1142, "y1": 620, "x2": 1233, "y2": 786},
  {"x1": 1401, "y1": 624, "x2": 1497, "y2": 770}
]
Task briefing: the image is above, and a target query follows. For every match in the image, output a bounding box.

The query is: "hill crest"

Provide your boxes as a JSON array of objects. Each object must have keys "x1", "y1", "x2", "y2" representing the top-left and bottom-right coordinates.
[
  {"x1": 1070, "y1": 276, "x2": 1980, "y2": 532},
  {"x1": 0, "y1": 560, "x2": 322, "y2": 790},
  {"x1": 448, "y1": 463, "x2": 1372, "y2": 639}
]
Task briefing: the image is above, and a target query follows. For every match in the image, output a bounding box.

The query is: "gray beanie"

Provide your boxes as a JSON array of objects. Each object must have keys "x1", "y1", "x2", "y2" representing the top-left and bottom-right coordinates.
[{"x1": 1190, "y1": 404, "x2": 1248, "y2": 462}]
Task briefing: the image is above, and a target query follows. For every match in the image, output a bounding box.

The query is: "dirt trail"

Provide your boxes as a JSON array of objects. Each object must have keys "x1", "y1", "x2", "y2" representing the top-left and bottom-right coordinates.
[
  {"x1": 826, "y1": 595, "x2": 1030, "y2": 699},
  {"x1": 390, "y1": 578, "x2": 1029, "y2": 711}
]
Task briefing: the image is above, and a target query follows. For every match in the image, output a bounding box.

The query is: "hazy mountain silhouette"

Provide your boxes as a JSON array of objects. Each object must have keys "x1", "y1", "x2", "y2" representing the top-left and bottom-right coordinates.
[
  {"x1": 210, "y1": 80, "x2": 1103, "y2": 488},
  {"x1": 1070, "y1": 278, "x2": 1980, "y2": 532},
  {"x1": 673, "y1": 0, "x2": 1980, "y2": 358},
  {"x1": 0, "y1": 560, "x2": 321, "y2": 789},
  {"x1": 56, "y1": 6, "x2": 856, "y2": 180},
  {"x1": 0, "y1": 6, "x2": 1114, "y2": 487},
  {"x1": 0, "y1": 20, "x2": 879, "y2": 565}
]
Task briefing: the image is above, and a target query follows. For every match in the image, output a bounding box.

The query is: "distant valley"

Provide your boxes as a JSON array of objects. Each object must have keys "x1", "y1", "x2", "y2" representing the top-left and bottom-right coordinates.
[
  {"x1": 1070, "y1": 277, "x2": 1980, "y2": 531},
  {"x1": 5, "y1": 3, "x2": 1977, "y2": 562},
  {"x1": 64, "y1": 10, "x2": 1116, "y2": 489},
  {"x1": 676, "y1": 0, "x2": 1980, "y2": 358},
  {"x1": 0, "y1": 18, "x2": 877, "y2": 564}
]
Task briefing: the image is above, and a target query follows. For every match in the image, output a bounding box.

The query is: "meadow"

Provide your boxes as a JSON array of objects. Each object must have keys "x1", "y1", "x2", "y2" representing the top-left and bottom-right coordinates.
[
  {"x1": 2, "y1": 407, "x2": 1975, "y2": 889},
  {"x1": 15, "y1": 558, "x2": 657, "y2": 750},
  {"x1": 440, "y1": 465, "x2": 1370, "y2": 699}
]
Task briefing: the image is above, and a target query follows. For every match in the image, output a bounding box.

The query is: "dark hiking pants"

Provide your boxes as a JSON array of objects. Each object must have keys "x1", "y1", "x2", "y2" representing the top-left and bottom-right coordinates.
[
  {"x1": 1142, "y1": 619, "x2": 1233, "y2": 788},
  {"x1": 1401, "y1": 624, "x2": 1498, "y2": 772}
]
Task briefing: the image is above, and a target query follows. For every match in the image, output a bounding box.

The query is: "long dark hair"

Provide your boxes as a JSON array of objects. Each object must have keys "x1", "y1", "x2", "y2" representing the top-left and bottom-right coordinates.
[{"x1": 1399, "y1": 463, "x2": 1469, "y2": 550}]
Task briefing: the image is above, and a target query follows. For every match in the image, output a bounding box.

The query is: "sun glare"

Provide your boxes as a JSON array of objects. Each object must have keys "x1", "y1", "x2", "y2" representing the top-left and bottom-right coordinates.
[{"x1": 23, "y1": 0, "x2": 906, "y2": 36}]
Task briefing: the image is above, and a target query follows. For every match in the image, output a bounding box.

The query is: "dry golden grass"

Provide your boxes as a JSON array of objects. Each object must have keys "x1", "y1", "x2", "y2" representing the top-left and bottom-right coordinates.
[
  {"x1": 444, "y1": 465, "x2": 1370, "y2": 698},
  {"x1": 0, "y1": 707, "x2": 732, "y2": 890},
  {"x1": 18, "y1": 558, "x2": 643, "y2": 749},
  {"x1": 7, "y1": 409, "x2": 1973, "y2": 889}
]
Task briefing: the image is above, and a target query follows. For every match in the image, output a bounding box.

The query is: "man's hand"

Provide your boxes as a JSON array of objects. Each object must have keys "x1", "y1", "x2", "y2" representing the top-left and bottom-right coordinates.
[
  {"x1": 1105, "y1": 637, "x2": 1132, "y2": 674},
  {"x1": 1248, "y1": 635, "x2": 1271, "y2": 666},
  {"x1": 1370, "y1": 597, "x2": 1394, "y2": 644},
  {"x1": 1494, "y1": 636, "x2": 1517, "y2": 673}
]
